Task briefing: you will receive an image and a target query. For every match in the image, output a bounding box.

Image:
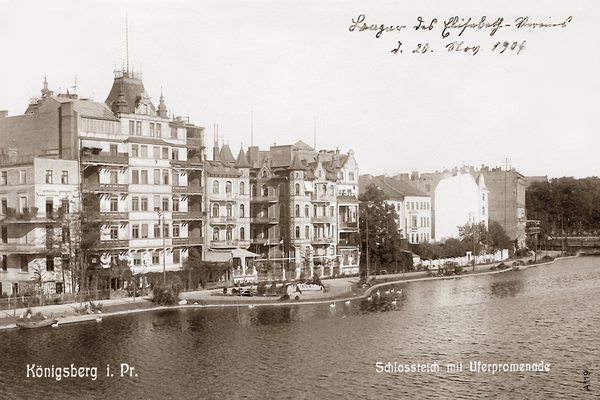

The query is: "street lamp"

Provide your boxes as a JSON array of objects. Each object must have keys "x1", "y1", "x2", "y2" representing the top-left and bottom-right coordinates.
[
  {"x1": 469, "y1": 212, "x2": 477, "y2": 271},
  {"x1": 156, "y1": 208, "x2": 166, "y2": 285}
]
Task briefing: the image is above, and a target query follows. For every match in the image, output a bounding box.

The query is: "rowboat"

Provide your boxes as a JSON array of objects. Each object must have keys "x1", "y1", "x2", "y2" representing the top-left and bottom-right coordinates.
[{"x1": 16, "y1": 318, "x2": 58, "y2": 329}]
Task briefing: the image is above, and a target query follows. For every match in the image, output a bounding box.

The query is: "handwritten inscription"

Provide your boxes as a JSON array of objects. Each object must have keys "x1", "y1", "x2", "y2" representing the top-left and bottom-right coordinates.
[{"x1": 349, "y1": 14, "x2": 572, "y2": 55}]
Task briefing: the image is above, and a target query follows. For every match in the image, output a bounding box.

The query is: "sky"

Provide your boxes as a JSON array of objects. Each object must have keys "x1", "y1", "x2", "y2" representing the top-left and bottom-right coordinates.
[{"x1": 0, "y1": 0, "x2": 598, "y2": 179}]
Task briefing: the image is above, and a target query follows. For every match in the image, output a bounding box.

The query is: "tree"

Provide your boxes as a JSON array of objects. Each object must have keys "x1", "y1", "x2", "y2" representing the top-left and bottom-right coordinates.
[
  {"x1": 487, "y1": 220, "x2": 512, "y2": 254},
  {"x1": 183, "y1": 248, "x2": 230, "y2": 289},
  {"x1": 359, "y1": 184, "x2": 406, "y2": 275},
  {"x1": 458, "y1": 221, "x2": 488, "y2": 254}
]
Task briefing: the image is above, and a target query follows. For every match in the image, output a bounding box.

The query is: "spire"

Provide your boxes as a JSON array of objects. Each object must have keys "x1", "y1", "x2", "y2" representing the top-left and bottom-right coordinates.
[
  {"x1": 115, "y1": 80, "x2": 128, "y2": 114},
  {"x1": 289, "y1": 151, "x2": 306, "y2": 170},
  {"x1": 41, "y1": 76, "x2": 52, "y2": 97},
  {"x1": 157, "y1": 87, "x2": 167, "y2": 118},
  {"x1": 235, "y1": 147, "x2": 251, "y2": 168}
]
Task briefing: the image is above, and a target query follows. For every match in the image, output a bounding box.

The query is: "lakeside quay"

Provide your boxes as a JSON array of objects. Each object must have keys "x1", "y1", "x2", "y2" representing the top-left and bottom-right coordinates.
[{"x1": 0, "y1": 252, "x2": 571, "y2": 330}]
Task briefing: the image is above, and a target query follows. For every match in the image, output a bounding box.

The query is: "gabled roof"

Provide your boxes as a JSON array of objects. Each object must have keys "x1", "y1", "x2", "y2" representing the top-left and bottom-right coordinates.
[
  {"x1": 359, "y1": 175, "x2": 430, "y2": 200},
  {"x1": 291, "y1": 140, "x2": 314, "y2": 151}
]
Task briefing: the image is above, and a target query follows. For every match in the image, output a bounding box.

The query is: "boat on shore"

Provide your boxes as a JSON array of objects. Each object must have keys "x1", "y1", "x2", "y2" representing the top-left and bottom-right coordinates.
[{"x1": 16, "y1": 318, "x2": 58, "y2": 329}]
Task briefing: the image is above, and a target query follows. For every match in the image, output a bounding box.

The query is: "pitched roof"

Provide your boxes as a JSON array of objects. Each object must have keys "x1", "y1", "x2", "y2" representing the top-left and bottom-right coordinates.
[
  {"x1": 219, "y1": 144, "x2": 236, "y2": 163},
  {"x1": 234, "y1": 148, "x2": 251, "y2": 168},
  {"x1": 291, "y1": 140, "x2": 314, "y2": 151},
  {"x1": 359, "y1": 175, "x2": 430, "y2": 200},
  {"x1": 104, "y1": 73, "x2": 155, "y2": 115},
  {"x1": 53, "y1": 96, "x2": 119, "y2": 121}
]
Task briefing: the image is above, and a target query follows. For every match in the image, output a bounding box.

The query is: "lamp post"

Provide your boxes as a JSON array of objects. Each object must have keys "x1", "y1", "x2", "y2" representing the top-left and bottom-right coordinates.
[
  {"x1": 366, "y1": 204, "x2": 370, "y2": 281},
  {"x1": 469, "y1": 212, "x2": 476, "y2": 271},
  {"x1": 156, "y1": 208, "x2": 166, "y2": 285}
]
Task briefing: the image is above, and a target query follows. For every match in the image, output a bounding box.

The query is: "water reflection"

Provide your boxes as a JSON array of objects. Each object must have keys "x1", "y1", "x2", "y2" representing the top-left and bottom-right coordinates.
[{"x1": 1, "y1": 257, "x2": 598, "y2": 399}]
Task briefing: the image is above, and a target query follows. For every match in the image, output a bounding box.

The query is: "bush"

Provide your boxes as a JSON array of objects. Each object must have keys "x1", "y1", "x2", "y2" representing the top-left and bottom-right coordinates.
[
  {"x1": 151, "y1": 281, "x2": 182, "y2": 306},
  {"x1": 257, "y1": 281, "x2": 267, "y2": 296},
  {"x1": 279, "y1": 294, "x2": 290, "y2": 301}
]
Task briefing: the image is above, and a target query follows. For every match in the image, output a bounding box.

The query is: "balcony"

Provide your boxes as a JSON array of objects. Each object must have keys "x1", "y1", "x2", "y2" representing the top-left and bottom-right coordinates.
[
  {"x1": 170, "y1": 159, "x2": 203, "y2": 170},
  {"x1": 311, "y1": 194, "x2": 335, "y2": 203},
  {"x1": 311, "y1": 216, "x2": 335, "y2": 224},
  {"x1": 251, "y1": 216, "x2": 278, "y2": 224},
  {"x1": 312, "y1": 237, "x2": 335, "y2": 244},
  {"x1": 172, "y1": 211, "x2": 206, "y2": 220},
  {"x1": 0, "y1": 242, "x2": 46, "y2": 253},
  {"x1": 82, "y1": 182, "x2": 128, "y2": 193},
  {"x1": 172, "y1": 184, "x2": 204, "y2": 195},
  {"x1": 209, "y1": 192, "x2": 236, "y2": 201},
  {"x1": 172, "y1": 236, "x2": 203, "y2": 246},
  {"x1": 337, "y1": 194, "x2": 358, "y2": 203},
  {"x1": 210, "y1": 239, "x2": 242, "y2": 248},
  {"x1": 251, "y1": 195, "x2": 279, "y2": 203},
  {"x1": 97, "y1": 239, "x2": 130, "y2": 249},
  {"x1": 99, "y1": 211, "x2": 129, "y2": 221},
  {"x1": 2, "y1": 207, "x2": 40, "y2": 222},
  {"x1": 250, "y1": 237, "x2": 268, "y2": 245},
  {"x1": 210, "y1": 216, "x2": 237, "y2": 224},
  {"x1": 339, "y1": 221, "x2": 358, "y2": 230},
  {"x1": 81, "y1": 153, "x2": 129, "y2": 166}
]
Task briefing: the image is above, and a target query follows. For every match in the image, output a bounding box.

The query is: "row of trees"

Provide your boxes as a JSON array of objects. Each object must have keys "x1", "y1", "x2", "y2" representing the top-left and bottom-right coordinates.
[
  {"x1": 526, "y1": 177, "x2": 600, "y2": 238},
  {"x1": 359, "y1": 184, "x2": 514, "y2": 275}
]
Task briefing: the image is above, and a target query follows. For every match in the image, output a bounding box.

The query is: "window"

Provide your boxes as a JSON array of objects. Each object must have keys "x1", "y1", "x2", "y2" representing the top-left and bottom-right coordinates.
[
  {"x1": 162, "y1": 170, "x2": 169, "y2": 185},
  {"x1": 154, "y1": 169, "x2": 160, "y2": 185},
  {"x1": 295, "y1": 204, "x2": 300, "y2": 217},
  {"x1": 149, "y1": 123, "x2": 155, "y2": 137},
  {"x1": 136, "y1": 121, "x2": 142, "y2": 135},
  {"x1": 240, "y1": 204, "x2": 245, "y2": 218},
  {"x1": 411, "y1": 216, "x2": 417, "y2": 228},
  {"x1": 110, "y1": 197, "x2": 118, "y2": 212},
  {"x1": 1, "y1": 254, "x2": 7, "y2": 271},
  {"x1": 313, "y1": 204, "x2": 318, "y2": 217},
  {"x1": 213, "y1": 227, "x2": 220, "y2": 241},
  {"x1": 153, "y1": 146, "x2": 160, "y2": 159},
  {"x1": 239, "y1": 181, "x2": 245, "y2": 194},
  {"x1": 131, "y1": 197, "x2": 139, "y2": 211},
  {"x1": 0, "y1": 171, "x2": 6, "y2": 185},
  {"x1": 133, "y1": 253, "x2": 141, "y2": 266},
  {"x1": 306, "y1": 205, "x2": 310, "y2": 217},
  {"x1": 172, "y1": 172, "x2": 179, "y2": 186},
  {"x1": 305, "y1": 226, "x2": 310, "y2": 239},
  {"x1": 262, "y1": 184, "x2": 268, "y2": 196},
  {"x1": 141, "y1": 197, "x2": 148, "y2": 211},
  {"x1": 212, "y1": 203, "x2": 219, "y2": 217},
  {"x1": 132, "y1": 225, "x2": 139, "y2": 239},
  {"x1": 141, "y1": 145, "x2": 148, "y2": 158},
  {"x1": 110, "y1": 170, "x2": 118, "y2": 184},
  {"x1": 226, "y1": 203, "x2": 232, "y2": 217},
  {"x1": 154, "y1": 224, "x2": 160, "y2": 238},
  {"x1": 20, "y1": 196, "x2": 28, "y2": 212},
  {"x1": 173, "y1": 249, "x2": 180, "y2": 263},
  {"x1": 162, "y1": 197, "x2": 169, "y2": 211},
  {"x1": 19, "y1": 170, "x2": 26, "y2": 184},
  {"x1": 349, "y1": 172, "x2": 355, "y2": 180},
  {"x1": 110, "y1": 144, "x2": 117, "y2": 156},
  {"x1": 295, "y1": 183, "x2": 300, "y2": 195},
  {"x1": 141, "y1": 224, "x2": 148, "y2": 239},
  {"x1": 295, "y1": 226, "x2": 300, "y2": 239},
  {"x1": 157, "y1": 124, "x2": 162, "y2": 137},
  {"x1": 226, "y1": 226, "x2": 232, "y2": 240},
  {"x1": 482, "y1": 207, "x2": 485, "y2": 215},
  {"x1": 110, "y1": 226, "x2": 119, "y2": 240},
  {"x1": 240, "y1": 227, "x2": 245, "y2": 240},
  {"x1": 132, "y1": 170, "x2": 139, "y2": 184},
  {"x1": 162, "y1": 147, "x2": 169, "y2": 159},
  {"x1": 226, "y1": 181, "x2": 232, "y2": 193},
  {"x1": 172, "y1": 197, "x2": 179, "y2": 212},
  {"x1": 163, "y1": 224, "x2": 169, "y2": 238},
  {"x1": 212, "y1": 180, "x2": 220, "y2": 193},
  {"x1": 153, "y1": 252, "x2": 160, "y2": 264},
  {"x1": 129, "y1": 120, "x2": 135, "y2": 135},
  {"x1": 171, "y1": 127, "x2": 177, "y2": 139},
  {"x1": 139, "y1": 170, "x2": 147, "y2": 184},
  {"x1": 172, "y1": 150, "x2": 178, "y2": 160},
  {"x1": 262, "y1": 204, "x2": 268, "y2": 218},
  {"x1": 60, "y1": 199, "x2": 69, "y2": 214},
  {"x1": 61, "y1": 171, "x2": 68, "y2": 184},
  {"x1": 482, "y1": 194, "x2": 485, "y2": 201},
  {"x1": 131, "y1": 144, "x2": 139, "y2": 157},
  {"x1": 154, "y1": 195, "x2": 160, "y2": 210},
  {"x1": 173, "y1": 224, "x2": 180, "y2": 237},
  {"x1": 45, "y1": 170, "x2": 53, "y2": 184}
]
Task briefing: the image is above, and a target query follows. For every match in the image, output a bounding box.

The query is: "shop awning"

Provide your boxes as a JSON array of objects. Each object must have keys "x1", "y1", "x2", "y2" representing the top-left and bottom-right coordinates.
[{"x1": 304, "y1": 181, "x2": 314, "y2": 192}]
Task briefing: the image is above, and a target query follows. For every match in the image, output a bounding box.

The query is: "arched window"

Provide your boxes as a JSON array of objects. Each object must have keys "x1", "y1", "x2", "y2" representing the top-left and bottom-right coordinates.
[
  {"x1": 240, "y1": 227, "x2": 245, "y2": 240},
  {"x1": 295, "y1": 183, "x2": 300, "y2": 195},
  {"x1": 240, "y1": 204, "x2": 245, "y2": 218},
  {"x1": 226, "y1": 203, "x2": 232, "y2": 217},
  {"x1": 329, "y1": 185, "x2": 334, "y2": 196},
  {"x1": 279, "y1": 204, "x2": 285, "y2": 218},
  {"x1": 262, "y1": 204, "x2": 269, "y2": 218},
  {"x1": 239, "y1": 181, "x2": 245, "y2": 195},
  {"x1": 212, "y1": 180, "x2": 220, "y2": 193},
  {"x1": 305, "y1": 225, "x2": 310, "y2": 239},
  {"x1": 225, "y1": 181, "x2": 232, "y2": 193},
  {"x1": 278, "y1": 183, "x2": 285, "y2": 196},
  {"x1": 212, "y1": 203, "x2": 219, "y2": 217},
  {"x1": 313, "y1": 204, "x2": 318, "y2": 217},
  {"x1": 295, "y1": 226, "x2": 300, "y2": 239},
  {"x1": 262, "y1": 184, "x2": 269, "y2": 197},
  {"x1": 226, "y1": 226, "x2": 232, "y2": 240},
  {"x1": 251, "y1": 185, "x2": 257, "y2": 197},
  {"x1": 280, "y1": 225, "x2": 285, "y2": 240},
  {"x1": 295, "y1": 204, "x2": 300, "y2": 217},
  {"x1": 262, "y1": 226, "x2": 268, "y2": 239},
  {"x1": 213, "y1": 227, "x2": 220, "y2": 241}
]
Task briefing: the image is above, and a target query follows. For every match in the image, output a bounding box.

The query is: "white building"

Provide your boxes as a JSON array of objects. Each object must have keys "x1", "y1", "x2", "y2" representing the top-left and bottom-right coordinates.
[{"x1": 434, "y1": 172, "x2": 488, "y2": 240}]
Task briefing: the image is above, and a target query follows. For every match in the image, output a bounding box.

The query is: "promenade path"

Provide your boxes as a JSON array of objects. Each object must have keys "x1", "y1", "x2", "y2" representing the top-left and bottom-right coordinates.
[{"x1": 0, "y1": 252, "x2": 561, "y2": 330}]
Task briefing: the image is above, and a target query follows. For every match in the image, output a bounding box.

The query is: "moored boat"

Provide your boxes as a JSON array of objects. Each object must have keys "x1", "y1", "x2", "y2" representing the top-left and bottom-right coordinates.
[{"x1": 16, "y1": 318, "x2": 58, "y2": 329}]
